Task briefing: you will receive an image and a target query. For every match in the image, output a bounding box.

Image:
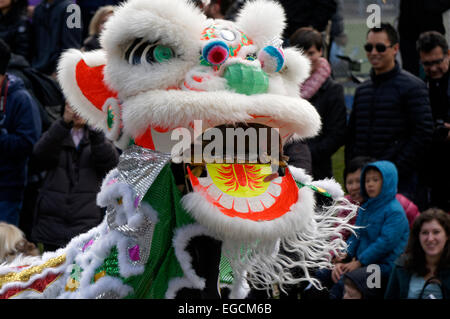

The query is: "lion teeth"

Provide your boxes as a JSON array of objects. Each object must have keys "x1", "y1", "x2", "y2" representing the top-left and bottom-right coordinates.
[
  {"x1": 197, "y1": 175, "x2": 282, "y2": 213},
  {"x1": 267, "y1": 182, "x2": 281, "y2": 197},
  {"x1": 207, "y1": 183, "x2": 222, "y2": 201}
]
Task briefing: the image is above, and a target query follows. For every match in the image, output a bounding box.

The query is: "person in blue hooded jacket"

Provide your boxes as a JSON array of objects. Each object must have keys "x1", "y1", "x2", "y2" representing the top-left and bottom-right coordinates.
[
  {"x1": 317, "y1": 160, "x2": 410, "y2": 299},
  {"x1": 344, "y1": 161, "x2": 410, "y2": 270}
]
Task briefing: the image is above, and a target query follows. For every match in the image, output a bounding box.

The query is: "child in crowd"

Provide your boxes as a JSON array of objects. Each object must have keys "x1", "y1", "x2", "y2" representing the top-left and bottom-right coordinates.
[
  {"x1": 337, "y1": 156, "x2": 420, "y2": 242},
  {"x1": 342, "y1": 267, "x2": 378, "y2": 299},
  {"x1": 314, "y1": 160, "x2": 410, "y2": 299}
]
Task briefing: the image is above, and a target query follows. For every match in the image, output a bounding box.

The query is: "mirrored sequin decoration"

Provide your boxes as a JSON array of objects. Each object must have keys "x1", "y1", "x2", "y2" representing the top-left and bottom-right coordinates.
[
  {"x1": 104, "y1": 146, "x2": 167, "y2": 266},
  {"x1": 107, "y1": 210, "x2": 155, "y2": 266},
  {"x1": 116, "y1": 145, "x2": 172, "y2": 206}
]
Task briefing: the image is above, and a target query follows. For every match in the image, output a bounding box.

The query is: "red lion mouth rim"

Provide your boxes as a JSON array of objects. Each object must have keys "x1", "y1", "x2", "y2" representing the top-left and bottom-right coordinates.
[{"x1": 187, "y1": 165, "x2": 299, "y2": 221}]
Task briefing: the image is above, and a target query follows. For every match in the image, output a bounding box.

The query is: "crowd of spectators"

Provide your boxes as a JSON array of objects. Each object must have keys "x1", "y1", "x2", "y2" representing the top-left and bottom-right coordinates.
[
  {"x1": 0, "y1": 0, "x2": 119, "y2": 250},
  {"x1": 0, "y1": 0, "x2": 448, "y2": 299}
]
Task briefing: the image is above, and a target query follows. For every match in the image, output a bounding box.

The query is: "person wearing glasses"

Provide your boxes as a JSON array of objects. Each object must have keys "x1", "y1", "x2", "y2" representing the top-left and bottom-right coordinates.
[
  {"x1": 416, "y1": 31, "x2": 450, "y2": 213},
  {"x1": 345, "y1": 23, "x2": 433, "y2": 209}
]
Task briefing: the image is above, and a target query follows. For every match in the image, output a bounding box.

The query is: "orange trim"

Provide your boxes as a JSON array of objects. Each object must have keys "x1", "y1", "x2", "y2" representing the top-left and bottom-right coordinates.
[
  {"x1": 249, "y1": 114, "x2": 269, "y2": 119},
  {"x1": 192, "y1": 76, "x2": 203, "y2": 83},
  {"x1": 183, "y1": 80, "x2": 204, "y2": 92},
  {"x1": 75, "y1": 59, "x2": 117, "y2": 111},
  {"x1": 153, "y1": 126, "x2": 169, "y2": 133},
  {"x1": 134, "y1": 127, "x2": 155, "y2": 150}
]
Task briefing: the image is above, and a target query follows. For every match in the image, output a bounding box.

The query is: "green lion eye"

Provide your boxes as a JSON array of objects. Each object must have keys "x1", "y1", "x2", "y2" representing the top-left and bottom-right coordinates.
[
  {"x1": 125, "y1": 38, "x2": 176, "y2": 65},
  {"x1": 152, "y1": 45, "x2": 174, "y2": 63}
]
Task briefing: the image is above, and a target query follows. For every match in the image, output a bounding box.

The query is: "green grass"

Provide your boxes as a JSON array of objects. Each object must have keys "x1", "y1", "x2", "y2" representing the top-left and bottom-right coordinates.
[
  {"x1": 332, "y1": 146, "x2": 345, "y2": 189},
  {"x1": 343, "y1": 17, "x2": 398, "y2": 75}
]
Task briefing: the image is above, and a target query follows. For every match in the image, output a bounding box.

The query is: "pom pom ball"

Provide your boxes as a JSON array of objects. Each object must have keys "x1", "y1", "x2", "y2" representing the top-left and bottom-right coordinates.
[
  {"x1": 258, "y1": 45, "x2": 285, "y2": 73},
  {"x1": 202, "y1": 40, "x2": 230, "y2": 65}
]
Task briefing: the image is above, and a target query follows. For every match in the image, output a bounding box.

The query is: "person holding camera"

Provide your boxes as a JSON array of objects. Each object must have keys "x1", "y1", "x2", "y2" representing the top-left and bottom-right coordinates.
[
  {"x1": 30, "y1": 102, "x2": 119, "y2": 252},
  {"x1": 417, "y1": 31, "x2": 450, "y2": 212}
]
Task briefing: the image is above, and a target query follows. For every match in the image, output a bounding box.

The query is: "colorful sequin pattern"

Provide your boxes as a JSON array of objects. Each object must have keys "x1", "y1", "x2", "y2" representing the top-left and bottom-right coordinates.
[
  {"x1": 200, "y1": 24, "x2": 253, "y2": 66},
  {"x1": 65, "y1": 263, "x2": 83, "y2": 292},
  {"x1": 92, "y1": 247, "x2": 122, "y2": 283}
]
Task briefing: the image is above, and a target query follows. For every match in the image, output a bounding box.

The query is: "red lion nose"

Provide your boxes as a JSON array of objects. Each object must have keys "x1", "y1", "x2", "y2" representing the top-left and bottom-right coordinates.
[{"x1": 202, "y1": 40, "x2": 230, "y2": 65}]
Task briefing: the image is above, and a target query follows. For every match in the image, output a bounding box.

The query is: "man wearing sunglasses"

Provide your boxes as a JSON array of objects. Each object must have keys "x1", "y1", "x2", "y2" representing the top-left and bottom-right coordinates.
[
  {"x1": 416, "y1": 31, "x2": 450, "y2": 212},
  {"x1": 345, "y1": 23, "x2": 433, "y2": 207}
]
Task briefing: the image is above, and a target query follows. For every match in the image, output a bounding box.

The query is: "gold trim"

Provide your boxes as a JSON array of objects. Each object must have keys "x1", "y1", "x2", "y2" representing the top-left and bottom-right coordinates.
[
  {"x1": 0, "y1": 254, "x2": 66, "y2": 289},
  {"x1": 7, "y1": 273, "x2": 63, "y2": 299}
]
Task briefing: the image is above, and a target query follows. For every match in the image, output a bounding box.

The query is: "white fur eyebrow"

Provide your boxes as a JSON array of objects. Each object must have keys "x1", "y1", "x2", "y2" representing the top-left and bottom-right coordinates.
[{"x1": 127, "y1": 38, "x2": 148, "y2": 64}]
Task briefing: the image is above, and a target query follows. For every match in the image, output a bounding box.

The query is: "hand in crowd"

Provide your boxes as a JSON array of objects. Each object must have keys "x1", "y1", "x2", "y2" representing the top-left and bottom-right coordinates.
[
  {"x1": 64, "y1": 104, "x2": 87, "y2": 128},
  {"x1": 341, "y1": 258, "x2": 362, "y2": 273},
  {"x1": 63, "y1": 104, "x2": 75, "y2": 124},
  {"x1": 333, "y1": 253, "x2": 347, "y2": 264},
  {"x1": 331, "y1": 257, "x2": 362, "y2": 283},
  {"x1": 331, "y1": 262, "x2": 346, "y2": 283}
]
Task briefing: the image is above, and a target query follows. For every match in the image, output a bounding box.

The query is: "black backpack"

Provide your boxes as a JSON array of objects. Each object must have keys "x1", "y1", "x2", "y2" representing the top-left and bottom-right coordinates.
[{"x1": 8, "y1": 55, "x2": 64, "y2": 132}]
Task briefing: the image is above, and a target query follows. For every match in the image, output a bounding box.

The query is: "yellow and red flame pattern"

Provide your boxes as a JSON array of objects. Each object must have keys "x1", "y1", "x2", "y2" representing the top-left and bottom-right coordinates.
[
  {"x1": 188, "y1": 164, "x2": 299, "y2": 221},
  {"x1": 212, "y1": 164, "x2": 268, "y2": 196}
]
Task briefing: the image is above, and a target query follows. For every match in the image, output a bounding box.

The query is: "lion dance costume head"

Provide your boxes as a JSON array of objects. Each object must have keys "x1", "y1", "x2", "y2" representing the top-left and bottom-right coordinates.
[{"x1": 0, "y1": 0, "x2": 356, "y2": 299}]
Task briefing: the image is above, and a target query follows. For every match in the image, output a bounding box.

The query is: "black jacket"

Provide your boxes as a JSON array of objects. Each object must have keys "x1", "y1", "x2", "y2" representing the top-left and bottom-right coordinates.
[
  {"x1": 82, "y1": 34, "x2": 101, "y2": 52},
  {"x1": 0, "y1": 11, "x2": 31, "y2": 61},
  {"x1": 283, "y1": 139, "x2": 312, "y2": 176},
  {"x1": 31, "y1": 119, "x2": 119, "y2": 247},
  {"x1": 31, "y1": 0, "x2": 82, "y2": 75},
  {"x1": 398, "y1": 0, "x2": 449, "y2": 36},
  {"x1": 307, "y1": 77, "x2": 346, "y2": 180},
  {"x1": 428, "y1": 70, "x2": 450, "y2": 125},
  {"x1": 345, "y1": 63, "x2": 433, "y2": 178},
  {"x1": 278, "y1": 0, "x2": 337, "y2": 40},
  {"x1": 426, "y1": 69, "x2": 450, "y2": 211}
]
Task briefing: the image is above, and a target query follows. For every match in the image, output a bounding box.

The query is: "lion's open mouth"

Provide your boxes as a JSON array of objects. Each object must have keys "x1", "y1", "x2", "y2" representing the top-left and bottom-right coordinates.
[
  {"x1": 180, "y1": 120, "x2": 303, "y2": 221},
  {"x1": 187, "y1": 162, "x2": 299, "y2": 221}
]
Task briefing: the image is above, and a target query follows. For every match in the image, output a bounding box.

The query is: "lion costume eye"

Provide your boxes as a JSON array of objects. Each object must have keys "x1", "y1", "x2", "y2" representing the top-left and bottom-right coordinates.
[{"x1": 124, "y1": 38, "x2": 175, "y2": 65}]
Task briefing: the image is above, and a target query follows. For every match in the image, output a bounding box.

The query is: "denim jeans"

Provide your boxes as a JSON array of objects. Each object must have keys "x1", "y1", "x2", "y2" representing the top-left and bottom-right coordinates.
[{"x1": 0, "y1": 200, "x2": 22, "y2": 226}]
